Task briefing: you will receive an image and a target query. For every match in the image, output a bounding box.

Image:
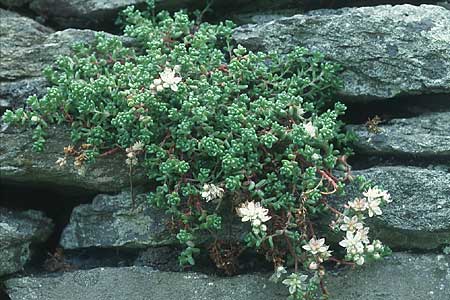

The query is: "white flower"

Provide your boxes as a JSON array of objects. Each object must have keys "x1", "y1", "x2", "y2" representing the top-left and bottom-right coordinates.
[
  {"x1": 125, "y1": 157, "x2": 138, "y2": 166},
  {"x1": 311, "y1": 153, "x2": 321, "y2": 161},
  {"x1": 339, "y1": 231, "x2": 364, "y2": 254},
  {"x1": 339, "y1": 216, "x2": 364, "y2": 233},
  {"x1": 363, "y1": 187, "x2": 382, "y2": 199},
  {"x1": 150, "y1": 67, "x2": 182, "y2": 93},
  {"x1": 159, "y1": 67, "x2": 182, "y2": 91},
  {"x1": 366, "y1": 244, "x2": 375, "y2": 253},
  {"x1": 282, "y1": 273, "x2": 308, "y2": 295},
  {"x1": 302, "y1": 237, "x2": 329, "y2": 255},
  {"x1": 354, "y1": 254, "x2": 365, "y2": 265},
  {"x1": 348, "y1": 198, "x2": 368, "y2": 212},
  {"x1": 303, "y1": 121, "x2": 317, "y2": 138},
  {"x1": 364, "y1": 187, "x2": 390, "y2": 202},
  {"x1": 380, "y1": 190, "x2": 392, "y2": 203},
  {"x1": 372, "y1": 240, "x2": 383, "y2": 250},
  {"x1": 319, "y1": 249, "x2": 332, "y2": 261},
  {"x1": 55, "y1": 157, "x2": 67, "y2": 167},
  {"x1": 131, "y1": 141, "x2": 145, "y2": 152},
  {"x1": 260, "y1": 223, "x2": 267, "y2": 232},
  {"x1": 31, "y1": 116, "x2": 40, "y2": 122},
  {"x1": 373, "y1": 253, "x2": 381, "y2": 259},
  {"x1": 201, "y1": 183, "x2": 224, "y2": 202},
  {"x1": 237, "y1": 201, "x2": 271, "y2": 225},
  {"x1": 357, "y1": 227, "x2": 370, "y2": 244},
  {"x1": 367, "y1": 198, "x2": 382, "y2": 217}
]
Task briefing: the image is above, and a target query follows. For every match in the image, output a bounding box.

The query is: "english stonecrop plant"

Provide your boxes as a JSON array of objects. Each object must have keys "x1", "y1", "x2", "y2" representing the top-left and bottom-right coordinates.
[{"x1": 3, "y1": 2, "x2": 392, "y2": 299}]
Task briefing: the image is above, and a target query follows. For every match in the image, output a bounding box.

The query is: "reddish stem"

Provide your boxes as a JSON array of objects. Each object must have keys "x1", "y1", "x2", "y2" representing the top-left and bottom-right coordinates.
[{"x1": 99, "y1": 147, "x2": 121, "y2": 157}]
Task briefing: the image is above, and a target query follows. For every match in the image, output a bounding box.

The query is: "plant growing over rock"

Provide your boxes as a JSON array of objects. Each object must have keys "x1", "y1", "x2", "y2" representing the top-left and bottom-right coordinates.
[{"x1": 3, "y1": 1, "x2": 392, "y2": 299}]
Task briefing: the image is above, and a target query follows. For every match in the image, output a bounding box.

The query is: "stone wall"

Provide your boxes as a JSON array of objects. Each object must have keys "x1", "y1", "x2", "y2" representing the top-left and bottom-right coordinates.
[{"x1": 0, "y1": 1, "x2": 449, "y2": 299}]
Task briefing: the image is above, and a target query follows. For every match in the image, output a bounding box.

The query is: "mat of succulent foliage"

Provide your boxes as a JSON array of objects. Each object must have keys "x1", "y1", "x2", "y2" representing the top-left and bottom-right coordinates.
[{"x1": 3, "y1": 1, "x2": 392, "y2": 299}]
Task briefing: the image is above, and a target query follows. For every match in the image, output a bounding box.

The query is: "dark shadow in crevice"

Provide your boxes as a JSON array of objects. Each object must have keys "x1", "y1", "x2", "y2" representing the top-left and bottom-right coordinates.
[
  {"x1": 0, "y1": 282, "x2": 11, "y2": 300},
  {"x1": 342, "y1": 93, "x2": 449, "y2": 125},
  {"x1": 0, "y1": 183, "x2": 96, "y2": 271},
  {"x1": 348, "y1": 153, "x2": 450, "y2": 171}
]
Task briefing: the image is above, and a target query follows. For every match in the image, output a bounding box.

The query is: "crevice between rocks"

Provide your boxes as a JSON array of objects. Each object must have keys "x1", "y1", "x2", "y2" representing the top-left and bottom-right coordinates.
[
  {"x1": 342, "y1": 93, "x2": 449, "y2": 125},
  {"x1": 0, "y1": 183, "x2": 272, "y2": 278},
  {"x1": 348, "y1": 154, "x2": 450, "y2": 170},
  {"x1": 0, "y1": 183, "x2": 95, "y2": 273}
]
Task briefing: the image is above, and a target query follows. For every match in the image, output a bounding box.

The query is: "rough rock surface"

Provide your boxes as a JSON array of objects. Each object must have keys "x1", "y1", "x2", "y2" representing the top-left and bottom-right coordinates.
[
  {"x1": 0, "y1": 9, "x2": 115, "y2": 112},
  {"x1": 0, "y1": 126, "x2": 147, "y2": 192},
  {"x1": 0, "y1": 208, "x2": 53, "y2": 277},
  {"x1": 60, "y1": 192, "x2": 170, "y2": 250},
  {"x1": 327, "y1": 252, "x2": 450, "y2": 300},
  {"x1": 233, "y1": 4, "x2": 450, "y2": 100},
  {"x1": 28, "y1": 0, "x2": 146, "y2": 30},
  {"x1": 26, "y1": 0, "x2": 261, "y2": 30},
  {"x1": 341, "y1": 166, "x2": 450, "y2": 250},
  {"x1": 348, "y1": 111, "x2": 450, "y2": 157},
  {"x1": 0, "y1": 0, "x2": 32, "y2": 7},
  {"x1": 5, "y1": 253, "x2": 450, "y2": 300}
]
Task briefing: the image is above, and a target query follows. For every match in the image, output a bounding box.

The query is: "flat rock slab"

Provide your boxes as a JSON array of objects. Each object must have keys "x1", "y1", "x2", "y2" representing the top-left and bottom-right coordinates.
[
  {"x1": 5, "y1": 253, "x2": 450, "y2": 300},
  {"x1": 233, "y1": 4, "x2": 450, "y2": 100},
  {"x1": 348, "y1": 111, "x2": 450, "y2": 157},
  {"x1": 0, "y1": 126, "x2": 146, "y2": 193},
  {"x1": 326, "y1": 252, "x2": 450, "y2": 300},
  {"x1": 347, "y1": 166, "x2": 450, "y2": 250},
  {"x1": 0, "y1": 208, "x2": 53, "y2": 277},
  {"x1": 60, "y1": 192, "x2": 170, "y2": 250}
]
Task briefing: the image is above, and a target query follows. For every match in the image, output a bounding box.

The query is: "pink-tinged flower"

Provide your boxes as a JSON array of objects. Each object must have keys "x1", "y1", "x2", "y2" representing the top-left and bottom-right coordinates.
[
  {"x1": 339, "y1": 216, "x2": 364, "y2": 233},
  {"x1": 357, "y1": 227, "x2": 370, "y2": 244},
  {"x1": 302, "y1": 237, "x2": 329, "y2": 255},
  {"x1": 348, "y1": 198, "x2": 368, "y2": 212}
]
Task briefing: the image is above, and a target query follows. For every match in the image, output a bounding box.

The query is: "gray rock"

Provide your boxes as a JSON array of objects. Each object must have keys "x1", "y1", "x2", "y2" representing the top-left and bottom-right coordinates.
[
  {"x1": 0, "y1": 9, "x2": 118, "y2": 112},
  {"x1": 339, "y1": 166, "x2": 450, "y2": 250},
  {"x1": 0, "y1": 8, "x2": 136, "y2": 114},
  {"x1": 4, "y1": 253, "x2": 450, "y2": 300},
  {"x1": 29, "y1": 0, "x2": 146, "y2": 29},
  {"x1": 233, "y1": 4, "x2": 450, "y2": 101},
  {"x1": 326, "y1": 252, "x2": 450, "y2": 300},
  {"x1": 60, "y1": 192, "x2": 171, "y2": 250},
  {"x1": 0, "y1": 208, "x2": 53, "y2": 277},
  {"x1": 0, "y1": 126, "x2": 147, "y2": 192},
  {"x1": 0, "y1": 9, "x2": 53, "y2": 81},
  {"x1": 348, "y1": 111, "x2": 450, "y2": 157},
  {"x1": 438, "y1": 1, "x2": 450, "y2": 10},
  {"x1": 0, "y1": 0, "x2": 33, "y2": 7},
  {"x1": 23, "y1": 0, "x2": 275, "y2": 30},
  {"x1": 134, "y1": 246, "x2": 180, "y2": 271},
  {"x1": 0, "y1": 78, "x2": 48, "y2": 113}
]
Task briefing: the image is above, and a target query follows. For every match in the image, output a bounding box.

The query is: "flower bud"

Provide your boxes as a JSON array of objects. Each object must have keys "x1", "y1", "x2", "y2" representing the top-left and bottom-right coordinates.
[{"x1": 309, "y1": 262, "x2": 318, "y2": 270}]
